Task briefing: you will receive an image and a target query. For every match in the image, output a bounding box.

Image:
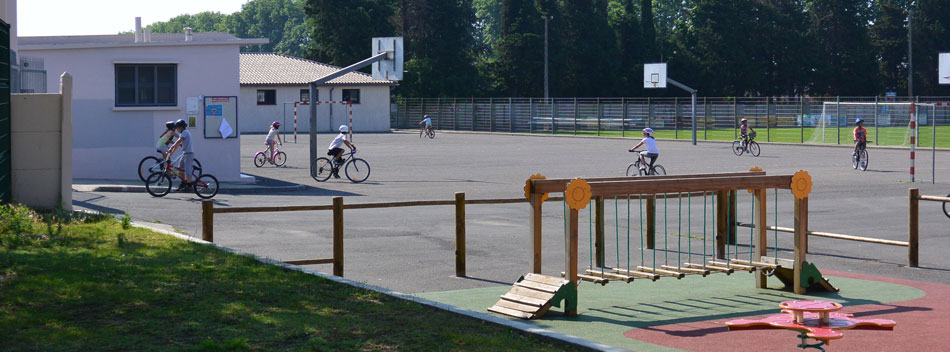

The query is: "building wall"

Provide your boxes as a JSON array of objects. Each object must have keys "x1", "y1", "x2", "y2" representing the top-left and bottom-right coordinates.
[
  {"x1": 21, "y1": 44, "x2": 243, "y2": 181},
  {"x1": 238, "y1": 85, "x2": 391, "y2": 134},
  {"x1": 11, "y1": 73, "x2": 71, "y2": 209}
]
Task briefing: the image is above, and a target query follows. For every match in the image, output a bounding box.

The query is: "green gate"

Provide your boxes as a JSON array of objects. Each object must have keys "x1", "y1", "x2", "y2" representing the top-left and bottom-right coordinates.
[{"x1": 0, "y1": 20, "x2": 11, "y2": 203}]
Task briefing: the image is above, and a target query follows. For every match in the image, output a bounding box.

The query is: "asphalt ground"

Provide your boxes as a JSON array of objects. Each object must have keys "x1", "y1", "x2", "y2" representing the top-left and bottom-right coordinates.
[{"x1": 73, "y1": 132, "x2": 950, "y2": 295}]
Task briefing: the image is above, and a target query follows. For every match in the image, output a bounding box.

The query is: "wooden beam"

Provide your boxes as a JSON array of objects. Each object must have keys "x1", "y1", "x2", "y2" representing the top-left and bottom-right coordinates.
[
  {"x1": 793, "y1": 197, "x2": 808, "y2": 295},
  {"x1": 455, "y1": 192, "x2": 466, "y2": 277},
  {"x1": 332, "y1": 197, "x2": 344, "y2": 277},
  {"x1": 646, "y1": 195, "x2": 656, "y2": 249},
  {"x1": 909, "y1": 188, "x2": 919, "y2": 267},
  {"x1": 755, "y1": 189, "x2": 768, "y2": 288},
  {"x1": 595, "y1": 197, "x2": 605, "y2": 268},
  {"x1": 531, "y1": 171, "x2": 768, "y2": 194},
  {"x1": 201, "y1": 200, "x2": 213, "y2": 242},
  {"x1": 716, "y1": 190, "x2": 726, "y2": 259},
  {"x1": 636, "y1": 265, "x2": 686, "y2": 279},
  {"x1": 283, "y1": 258, "x2": 334, "y2": 265},
  {"x1": 586, "y1": 175, "x2": 793, "y2": 197},
  {"x1": 735, "y1": 222, "x2": 910, "y2": 247},
  {"x1": 530, "y1": 193, "x2": 543, "y2": 274}
]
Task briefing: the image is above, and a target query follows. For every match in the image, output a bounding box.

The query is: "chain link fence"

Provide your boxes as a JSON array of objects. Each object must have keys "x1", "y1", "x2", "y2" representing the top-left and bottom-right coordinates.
[{"x1": 392, "y1": 97, "x2": 950, "y2": 148}]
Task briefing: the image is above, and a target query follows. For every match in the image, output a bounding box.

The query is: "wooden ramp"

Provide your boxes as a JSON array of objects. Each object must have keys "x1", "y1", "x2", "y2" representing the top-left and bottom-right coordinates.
[
  {"x1": 488, "y1": 273, "x2": 577, "y2": 320},
  {"x1": 758, "y1": 257, "x2": 839, "y2": 293}
]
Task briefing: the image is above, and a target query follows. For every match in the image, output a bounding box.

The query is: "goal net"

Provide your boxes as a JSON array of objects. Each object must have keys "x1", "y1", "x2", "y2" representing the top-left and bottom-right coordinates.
[{"x1": 809, "y1": 102, "x2": 934, "y2": 147}]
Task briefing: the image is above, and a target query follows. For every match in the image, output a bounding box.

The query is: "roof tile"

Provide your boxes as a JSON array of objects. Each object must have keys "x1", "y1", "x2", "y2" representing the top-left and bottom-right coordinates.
[{"x1": 240, "y1": 52, "x2": 394, "y2": 86}]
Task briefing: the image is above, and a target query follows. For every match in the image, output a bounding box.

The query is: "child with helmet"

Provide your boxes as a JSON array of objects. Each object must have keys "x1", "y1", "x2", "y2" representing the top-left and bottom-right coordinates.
[
  {"x1": 327, "y1": 125, "x2": 356, "y2": 178},
  {"x1": 419, "y1": 114, "x2": 433, "y2": 135},
  {"x1": 853, "y1": 118, "x2": 867, "y2": 155},
  {"x1": 629, "y1": 128, "x2": 659, "y2": 171},
  {"x1": 738, "y1": 118, "x2": 755, "y2": 150},
  {"x1": 156, "y1": 120, "x2": 178, "y2": 159},
  {"x1": 166, "y1": 119, "x2": 195, "y2": 190},
  {"x1": 265, "y1": 121, "x2": 283, "y2": 164}
]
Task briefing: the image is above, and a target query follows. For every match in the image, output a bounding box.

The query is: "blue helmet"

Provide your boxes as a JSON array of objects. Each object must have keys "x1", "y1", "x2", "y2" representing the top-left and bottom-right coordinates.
[{"x1": 856, "y1": 118, "x2": 864, "y2": 124}]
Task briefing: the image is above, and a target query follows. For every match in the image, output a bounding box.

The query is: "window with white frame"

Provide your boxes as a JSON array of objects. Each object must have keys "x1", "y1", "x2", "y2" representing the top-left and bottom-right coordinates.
[{"x1": 257, "y1": 89, "x2": 276, "y2": 105}]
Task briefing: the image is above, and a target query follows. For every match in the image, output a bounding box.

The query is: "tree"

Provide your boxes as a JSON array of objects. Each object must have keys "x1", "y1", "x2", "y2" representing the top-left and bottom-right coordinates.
[
  {"x1": 641, "y1": 0, "x2": 657, "y2": 61},
  {"x1": 553, "y1": 0, "x2": 620, "y2": 96},
  {"x1": 615, "y1": 0, "x2": 642, "y2": 95},
  {"x1": 910, "y1": 0, "x2": 950, "y2": 95},
  {"x1": 145, "y1": 12, "x2": 228, "y2": 33},
  {"x1": 305, "y1": 0, "x2": 395, "y2": 68},
  {"x1": 393, "y1": 0, "x2": 483, "y2": 97},
  {"x1": 805, "y1": 0, "x2": 880, "y2": 95},
  {"x1": 492, "y1": 0, "x2": 544, "y2": 96},
  {"x1": 871, "y1": 0, "x2": 908, "y2": 94},
  {"x1": 227, "y1": 0, "x2": 309, "y2": 56}
]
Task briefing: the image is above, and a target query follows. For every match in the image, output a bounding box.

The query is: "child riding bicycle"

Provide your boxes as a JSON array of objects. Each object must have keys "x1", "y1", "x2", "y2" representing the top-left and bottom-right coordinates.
[
  {"x1": 629, "y1": 128, "x2": 659, "y2": 171},
  {"x1": 419, "y1": 114, "x2": 433, "y2": 134},
  {"x1": 166, "y1": 119, "x2": 195, "y2": 191},
  {"x1": 327, "y1": 125, "x2": 356, "y2": 179},
  {"x1": 156, "y1": 120, "x2": 178, "y2": 159},
  {"x1": 853, "y1": 118, "x2": 867, "y2": 155},
  {"x1": 265, "y1": 121, "x2": 283, "y2": 164},
  {"x1": 739, "y1": 118, "x2": 755, "y2": 150}
]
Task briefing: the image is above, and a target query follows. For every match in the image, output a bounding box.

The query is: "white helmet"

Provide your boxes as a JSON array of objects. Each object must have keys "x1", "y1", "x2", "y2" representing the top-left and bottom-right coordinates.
[
  {"x1": 642, "y1": 128, "x2": 653, "y2": 136},
  {"x1": 339, "y1": 125, "x2": 349, "y2": 132}
]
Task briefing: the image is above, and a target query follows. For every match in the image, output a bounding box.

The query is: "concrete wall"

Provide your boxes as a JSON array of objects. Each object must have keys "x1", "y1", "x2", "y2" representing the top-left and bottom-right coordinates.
[
  {"x1": 12, "y1": 73, "x2": 71, "y2": 210},
  {"x1": 238, "y1": 85, "x2": 391, "y2": 134},
  {"x1": 21, "y1": 44, "x2": 243, "y2": 181}
]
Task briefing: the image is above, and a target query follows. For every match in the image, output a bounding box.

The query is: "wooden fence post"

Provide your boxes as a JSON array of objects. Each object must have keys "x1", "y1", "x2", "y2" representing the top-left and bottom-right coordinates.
[
  {"x1": 793, "y1": 196, "x2": 808, "y2": 295},
  {"x1": 716, "y1": 190, "x2": 727, "y2": 258},
  {"x1": 729, "y1": 190, "x2": 738, "y2": 245},
  {"x1": 333, "y1": 196, "x2": 344, "y2": 277},
  {"x1": 755, "y1": 189, "x2": 768, "y2": 288},
  {"x1": 909, "y1": 188, "x2": 919, "y2": 267},
  {"x1": 646, "y1": 195, "x2": 656, "y2": 249},
  {"x1": 530, "y1": 192, "x2": 543, "y2": 273},
  {"x1": 455, "y1": 192, "x2": 466, "y2": 277},
  {"x1": 201, "y1": 200, "x2": 213, "y2": 242}
]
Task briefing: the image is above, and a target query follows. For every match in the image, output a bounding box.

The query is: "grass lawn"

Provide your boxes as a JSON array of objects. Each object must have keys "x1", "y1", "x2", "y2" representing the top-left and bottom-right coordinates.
[
  {"x1": 0, "y1": 206, "x2": 583, "y2": 352},
  {"x1": 544, "y1": 126, "x2": 950, "y2": 148}
]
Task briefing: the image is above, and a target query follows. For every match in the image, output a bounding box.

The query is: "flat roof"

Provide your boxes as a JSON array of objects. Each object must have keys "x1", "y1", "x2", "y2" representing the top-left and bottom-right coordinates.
[{"x1": 19, "y1": 32, "x2": 268, "y2": 50}]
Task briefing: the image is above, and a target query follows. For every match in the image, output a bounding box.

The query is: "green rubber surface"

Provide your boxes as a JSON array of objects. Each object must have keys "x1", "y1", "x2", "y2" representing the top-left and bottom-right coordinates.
[{"x1": 416, "y1": 273, "x2": 923, "y2": 351}]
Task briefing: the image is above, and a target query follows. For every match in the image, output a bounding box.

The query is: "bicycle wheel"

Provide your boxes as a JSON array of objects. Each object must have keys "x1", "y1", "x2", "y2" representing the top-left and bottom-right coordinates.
[
  {"x1": 859, "y1": 149, "x2": 869, "y2": 171},
  {"x1": 625, "y1": 162, "x2": 640, "y2": 177},
  {"x1": 193, "y1": 174, "x2": 219, "y2": 199},
  {"x1": 651, "y1": 165, "x2": 667, "y2": 176},
  {"x1": 138, "y1": 156, "x2": 163, "y2": 182},
  {"x1": 749, "y1": 141, "x2": 761, "y2": 157},
  {"x1": 732, "y1": 141, "x2": 744, "y2": 156},
  {"x1": 943, "y1": 194, "x2": 950, "y2": 219},
  {"x1": 427, "y1": 130, "x2": 435, "y2": 139},
  {"x1": 254, "y1": 152, "x2": 266, "y2": 167},
  {"x1": 145, "y1": 172, "x2": 172, "y2": 197},
  {"x1": 851, "y1": 151, "x2": 859, "y2": 169},
  {"x1": 312, "y1": 157, "x2": 333, "y2": 182},
  {"x1": 345, "y1": 158, "x2": 371, "y2": 183},
  {"x1": 274, "y1": 151, "x2": 287, "y2": 166}
]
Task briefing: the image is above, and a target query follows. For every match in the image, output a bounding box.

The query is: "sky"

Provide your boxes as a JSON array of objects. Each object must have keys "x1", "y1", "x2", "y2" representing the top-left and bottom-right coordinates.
[{"x1": 18, "y1": 0, "x2": 249, "y2": 36}]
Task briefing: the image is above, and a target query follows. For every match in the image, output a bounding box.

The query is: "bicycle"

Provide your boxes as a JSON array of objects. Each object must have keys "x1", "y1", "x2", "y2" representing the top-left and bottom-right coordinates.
[
  {"x1": 138, "y1": 150, "x2": 201, "y2": 182},
  {"x1": 145, "y1": 153, "x2": 219, "y2": 199},
  {"x1": 311, "y1": 148, "x2": 371, "y2": 183},
  {"x1": 254, "y1": 143, "x2": 287, "y2": 167},
  {"x1": 625, "y1": 150, "x2": 666, "y2": 176},
  {"x1": 943, "y1": 194, "x2": 950, "y2": 219},
  {"x1": 732, "y1": 131, "x2": 760, "y2": 157},
  {"x1": 851, "y1": 141, "x2": 870, "y2": 171},
  {"x1": 420, "y1": 126, "x2": 435, "y2": 139}
]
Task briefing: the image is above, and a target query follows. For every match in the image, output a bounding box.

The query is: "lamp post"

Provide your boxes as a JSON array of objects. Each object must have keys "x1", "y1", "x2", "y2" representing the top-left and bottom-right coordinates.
[{"x1": 542, "y1": 15, "x2": 553, "y2": 100}]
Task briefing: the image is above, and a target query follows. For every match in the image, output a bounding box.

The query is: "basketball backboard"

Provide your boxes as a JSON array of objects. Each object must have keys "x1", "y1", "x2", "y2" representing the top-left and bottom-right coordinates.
[
  {"x1": 940, "y1": 52, "x2": 950, "y2": 85},
  {"x1": 644, "y1": 63, "x2": 667, "y2": 88},
  {"x1": 372, "y1": 37, "x2": 403, "y2": 81}
]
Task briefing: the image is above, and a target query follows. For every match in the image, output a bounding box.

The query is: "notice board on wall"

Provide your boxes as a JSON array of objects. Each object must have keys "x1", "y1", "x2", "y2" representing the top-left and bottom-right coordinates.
[{"x1": 203, "y1": 96, "x2": 238, "y2": 139}]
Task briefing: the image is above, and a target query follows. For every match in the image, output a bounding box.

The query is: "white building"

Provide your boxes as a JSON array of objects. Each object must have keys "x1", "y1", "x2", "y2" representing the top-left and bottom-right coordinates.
[
  {"x1": 18, "y1": 28, "x2": 267, "y2": 182},
  {"x1": 239, "y1": 53, "x2": 394, "y2": 134}
]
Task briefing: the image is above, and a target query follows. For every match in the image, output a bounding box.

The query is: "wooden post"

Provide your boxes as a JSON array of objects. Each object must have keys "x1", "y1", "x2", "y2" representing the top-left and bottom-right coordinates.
[
  {"x1": 909, "y1": 188, "x2": 919, "y2": 267},
  {"x1": 530, "y1": 192, "x2": 543, "y2": 273},
  {"x1": 566, "y1": 207, "x2": 579, "y2": 316},
  {"x1": 793, "y1": 196, "x2": 808, "y2": 295},
  {"x1": 595, "y1": 197, "x2": 605, "y2": 268},
  {"x1": 646, "y1": 195, "x2": 656, "y2": 249},
  {"x1": 332, "y1": 196, "x2": 344, "y2": 277},
  {"x1": 755, "y1": 189, "x2": 768, "y2": 288},
  {"x1": 716, "y1": 190, "x2": 727, "y2": 259},
  {"x1": 455, "y1": 192, "x2": 466, "y2": 277},
  {"x1": 729, "y1": 190, "x2": 738, "y2": 245},
  {"x1": 201, "y1": 200, "x2": 213, "y2": 242}
]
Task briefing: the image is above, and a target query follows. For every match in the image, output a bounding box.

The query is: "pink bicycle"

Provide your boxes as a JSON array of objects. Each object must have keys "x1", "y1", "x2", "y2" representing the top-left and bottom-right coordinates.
[{"x1": 254, "y1": 144, "x2": 286, "y2": 167}]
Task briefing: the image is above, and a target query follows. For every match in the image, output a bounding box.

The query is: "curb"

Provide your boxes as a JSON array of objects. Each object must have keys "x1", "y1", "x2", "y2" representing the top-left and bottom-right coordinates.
[
  {"x1": 73, "y1": 183, "x2": 309, "y2": 194},
  {"x1": 126, "y1": 221, "x2": 623, "y2": 352}
]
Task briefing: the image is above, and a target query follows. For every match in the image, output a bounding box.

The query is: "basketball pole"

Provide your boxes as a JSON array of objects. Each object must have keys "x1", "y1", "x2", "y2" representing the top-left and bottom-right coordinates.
[{"x1": 667, "y1": 78, "x2": 698, "y2": 145}]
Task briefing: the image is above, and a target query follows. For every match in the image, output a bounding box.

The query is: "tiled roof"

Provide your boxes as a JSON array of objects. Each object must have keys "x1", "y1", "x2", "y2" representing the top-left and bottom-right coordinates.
[
  {"x1": 240, "y1": 52, "x2": 394, "y2": 86},
  {"x1": 19, "y1": 32, "x2": 267, "y2": 47}
]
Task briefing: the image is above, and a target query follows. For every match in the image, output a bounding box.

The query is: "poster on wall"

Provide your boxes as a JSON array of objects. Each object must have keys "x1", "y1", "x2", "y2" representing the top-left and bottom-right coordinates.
[{"x1": 203, "y1": 96, "x2": 238, "y2": 139}]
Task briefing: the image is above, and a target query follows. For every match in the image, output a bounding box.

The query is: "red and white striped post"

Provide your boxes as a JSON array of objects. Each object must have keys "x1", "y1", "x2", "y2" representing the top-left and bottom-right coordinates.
[
  {"x1": 909, "y1": 103, "x2": 916, "y2": 182},
  {"x1": 348, "y1": 102, "x2": 353, "y2": 141},
  {"x1": 293, "y1": 102, "x2": 299, "y2": 144}
]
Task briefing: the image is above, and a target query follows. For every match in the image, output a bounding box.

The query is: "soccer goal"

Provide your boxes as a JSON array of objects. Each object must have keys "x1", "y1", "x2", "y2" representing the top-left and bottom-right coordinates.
[{"x1": 811, "y1": 101, "x2": 936, "y2": 181}]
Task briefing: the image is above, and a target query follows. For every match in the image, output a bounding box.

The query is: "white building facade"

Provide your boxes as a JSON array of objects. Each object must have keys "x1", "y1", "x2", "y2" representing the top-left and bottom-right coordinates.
[
  {"x1": 239, "y1": 53, "x2": 393, "y2": 134},
  {"x1": 19, "y1": 32, "x2": 267, "y2": 182}
]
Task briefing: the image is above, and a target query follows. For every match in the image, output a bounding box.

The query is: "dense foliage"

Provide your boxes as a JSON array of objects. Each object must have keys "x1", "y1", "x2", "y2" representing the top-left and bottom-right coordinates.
[{"x1": 147, "y1": 0, "x2": 950, "y2": 97}]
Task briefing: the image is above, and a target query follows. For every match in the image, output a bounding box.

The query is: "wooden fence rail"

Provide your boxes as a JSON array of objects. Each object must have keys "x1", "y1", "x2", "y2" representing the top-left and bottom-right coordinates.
[
  {"x1": 200, "y1": 195, "x2": 566, "y2": 278},
  {"x1": 908, "y1": 188, "x2": 950, "y2": 267}
]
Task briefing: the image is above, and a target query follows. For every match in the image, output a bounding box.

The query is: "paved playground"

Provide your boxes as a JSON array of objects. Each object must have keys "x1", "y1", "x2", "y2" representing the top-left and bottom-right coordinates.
[{"x1": 73, "y1": 131, "x2": 950, "y2": 351}]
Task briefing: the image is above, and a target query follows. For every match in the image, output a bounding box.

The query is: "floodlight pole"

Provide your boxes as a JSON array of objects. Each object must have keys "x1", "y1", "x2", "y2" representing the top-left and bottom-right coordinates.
[
  {"x1": 309, "y1": 51, "x2": 390, "y2": 177},
  {"x1": 667, "y1": 78, "x2": 698, "y2": 145}
]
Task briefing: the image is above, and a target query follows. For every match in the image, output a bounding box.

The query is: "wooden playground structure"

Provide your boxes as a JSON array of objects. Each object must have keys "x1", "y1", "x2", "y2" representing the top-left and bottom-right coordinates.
[{"x1": 490, "y1": 170, "x2": 838, "y2": 319}]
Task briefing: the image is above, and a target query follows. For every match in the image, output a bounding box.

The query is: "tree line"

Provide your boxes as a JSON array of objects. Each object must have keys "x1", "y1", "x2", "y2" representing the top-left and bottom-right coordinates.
[{"x1": 145, "y1": 0, "x2": 950, "y2": 98}]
